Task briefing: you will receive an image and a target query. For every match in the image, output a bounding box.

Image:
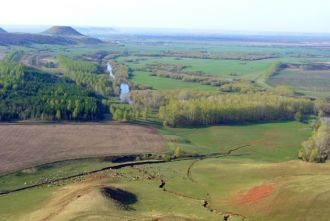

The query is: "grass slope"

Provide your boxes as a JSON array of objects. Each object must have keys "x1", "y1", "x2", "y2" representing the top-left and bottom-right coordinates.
[{"x1": 161, "y1": 121, "x2": 311, "y2": 161}]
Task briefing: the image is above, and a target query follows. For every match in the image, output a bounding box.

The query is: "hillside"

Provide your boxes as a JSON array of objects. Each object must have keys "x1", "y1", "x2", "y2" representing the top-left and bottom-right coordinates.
[
  {"x1": 0, "y1": 33, "x2": 76, "y2": 46},
  {"x1": 0, "y1": 26, "x2": 102, "y2": 46},
  {"x1": 43, "y1": 26, "x2": 83, "y2": 36},
  {"x1": 42, "y1": 26, "x2": 102, "y2": 44},
  {"x1": 0, "y1": 28, "x2": 7, "y2": 33}
]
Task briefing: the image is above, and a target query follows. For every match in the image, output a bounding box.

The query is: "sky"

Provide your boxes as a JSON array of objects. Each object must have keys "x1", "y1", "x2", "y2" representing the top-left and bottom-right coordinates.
[{"x1": 1, "y1": 0, "x2": 329, "y2": 33}]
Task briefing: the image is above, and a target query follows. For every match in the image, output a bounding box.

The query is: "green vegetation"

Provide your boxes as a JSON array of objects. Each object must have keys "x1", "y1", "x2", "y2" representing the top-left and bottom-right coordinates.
[
  {"x1": 158, "y1": 92, "x2": 313, "y2": 126},
  {"x1": 299, "y1": 118, "x2": 330, "y2": 162},
  {"x1": 0, "y1": 35, "x2": 330, "y2": 221},
  {"x1": 58, "y1": 56, "x2": 113, "y2": 96},
  {"x1": 161, "y1": 121, "x2": 311, "y2": 161},
  {"x1": 0, "y1": 62, "x2": 102, "y2": 121},
  {"x1": 3, "y1": 50, "x2": 25, "y2": 63},
  {"x1": 0, "y1": 186, "x2": 57, "y2": 221},
  {"x1": 124, "y1": 56, "x2": 277, "y2": 79},
  {"x1": 0, "y1": 158, "x2": 116, "y2": 192},
  {"x1": 131, "y1": 71, "x2": 216, "y2": 91},
  {"x1": 58, "y1": 55, "x2": 98, "y2": 73},
  {"x1": 109, "y1": 103, "x2": 136, "y2": 121}
]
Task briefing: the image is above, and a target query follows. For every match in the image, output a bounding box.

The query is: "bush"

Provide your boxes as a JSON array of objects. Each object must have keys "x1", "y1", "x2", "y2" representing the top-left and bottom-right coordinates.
[{"x1": 173, "y1": 147, "x2": 183, "y2": 158}]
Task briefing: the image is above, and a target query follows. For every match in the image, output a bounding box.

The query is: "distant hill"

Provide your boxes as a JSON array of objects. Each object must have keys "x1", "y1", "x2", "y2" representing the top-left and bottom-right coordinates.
[
  {"x1": 0, "y1": 33, "x2": 76, "y2": 46},
  {"x1": 0, "y1": 26, "x2": 102, "y2": 46},
  {"x1": 0, "y1": 27, "x2": 7, "y2": 33},
  {"x1": 43, "y1": 26, "x2": 83, "y2": 36},
  {"x1": 41, "y1": 26, "x2": 102, "y2": 44}
]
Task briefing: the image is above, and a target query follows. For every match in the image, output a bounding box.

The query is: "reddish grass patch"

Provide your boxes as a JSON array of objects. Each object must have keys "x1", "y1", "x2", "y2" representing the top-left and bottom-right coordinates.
[{"x1": 238, "y1": 183, "x2": 274, "y2": 204}]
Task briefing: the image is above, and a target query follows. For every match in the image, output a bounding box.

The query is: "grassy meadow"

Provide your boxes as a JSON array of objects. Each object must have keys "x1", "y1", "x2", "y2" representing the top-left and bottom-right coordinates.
[
  {"x1": 160, "y1": 121, "x2": 312, "y2": 162},
  {"x1": 130, "y1": 71, "x2": 216, "y2": 91}
]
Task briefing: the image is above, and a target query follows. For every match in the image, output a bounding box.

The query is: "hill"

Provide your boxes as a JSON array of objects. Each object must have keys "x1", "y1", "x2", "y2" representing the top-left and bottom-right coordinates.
[
  {"x1": 0, "y1": 33, "x2": 76, "y2": 46},
  {"x1": 43, "y1": 26, "x2": 83, "y2": 36},
  {"x1": 0, "y1": 28, "x2": 7, "y2": 33},
  {"x1": 0, "y1": 26, "x2": 102, "y2": 46},
  {"x1": 41, "y1": 26, "x2": 102, "y2": 44}
]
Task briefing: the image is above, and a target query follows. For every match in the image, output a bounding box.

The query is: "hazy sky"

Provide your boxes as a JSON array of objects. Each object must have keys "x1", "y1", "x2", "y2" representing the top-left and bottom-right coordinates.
[{"x1": 1, "y1": 0, "x2": 329, "y2": 33}]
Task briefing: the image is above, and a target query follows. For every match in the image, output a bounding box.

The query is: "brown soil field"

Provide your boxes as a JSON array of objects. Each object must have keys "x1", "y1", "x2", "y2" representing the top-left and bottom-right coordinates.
[{"x1": 0, "y1": 123, "x2": 166, "y2": 175}]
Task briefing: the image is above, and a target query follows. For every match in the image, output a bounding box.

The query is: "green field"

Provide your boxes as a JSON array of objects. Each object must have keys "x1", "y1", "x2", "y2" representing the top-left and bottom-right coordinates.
[
  {"x1": 130, "y1": 71, "x2": 216, "y2": 91},
  {"x1": 161, "y1": 121, "x2": 311, "y2": 161},
  {"x1": 122, "y1": 56, "x2": 277, "y2": 79}
]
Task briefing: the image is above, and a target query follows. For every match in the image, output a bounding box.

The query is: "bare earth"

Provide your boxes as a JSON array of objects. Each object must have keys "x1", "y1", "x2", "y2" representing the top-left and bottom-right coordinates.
[{"x1": 0, "y1": 123, "x2": 166, "y2": 175}]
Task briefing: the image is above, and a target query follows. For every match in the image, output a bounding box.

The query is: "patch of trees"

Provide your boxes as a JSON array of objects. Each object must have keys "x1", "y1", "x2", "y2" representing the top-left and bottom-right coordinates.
[
  {"x1": 298, "y1": 119, "x2": 330, "y2": 163},
  {"x1": 315, "y1": 99, "x2": 330, "y2": 116},
  {"x1": 219, "y1": 82, "x2": 259, "y2": 93},
  {"x1": 58, "y1": 56, "x2": 113, "y2": 96},
  {"x1": 158, "y1": 93, "x2": 314, "y2": 127},
  {"x1": 109, "y1": 104, "x2": 136, "y2": 121},
  {"x1": 130, "y1": 90, "x2": 167, "y2": 119},
  {"x1": 0, "y1": 62, "x2": 102, "y2": 121}
]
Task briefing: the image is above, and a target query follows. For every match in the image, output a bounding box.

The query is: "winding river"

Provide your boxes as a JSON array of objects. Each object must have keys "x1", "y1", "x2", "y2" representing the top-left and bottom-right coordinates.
[{"x1": 107, "y1": 62, "x2": 131, "y2": 103}]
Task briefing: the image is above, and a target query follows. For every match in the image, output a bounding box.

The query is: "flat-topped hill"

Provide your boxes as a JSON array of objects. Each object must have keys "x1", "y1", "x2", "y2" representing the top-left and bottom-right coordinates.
[{"x1": 43, "y1": 26, "x2": 83, "y2": 36}]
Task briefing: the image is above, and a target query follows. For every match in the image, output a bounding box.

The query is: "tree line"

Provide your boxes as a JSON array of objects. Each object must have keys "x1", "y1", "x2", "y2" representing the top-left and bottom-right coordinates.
[
  {"x1": 159, "y1": 93, "x2": 314, "y2": 126},
  {"x1": 129, "y1": 89, "x2": 315, "y2": 127}
]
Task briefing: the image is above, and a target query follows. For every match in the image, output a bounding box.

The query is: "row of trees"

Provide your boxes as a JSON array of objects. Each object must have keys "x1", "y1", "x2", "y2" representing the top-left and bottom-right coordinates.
[
  {"x1": 157, "y1": 93, "x2": 314, "y2": 126},
  {"x1": 129, "y1": 89, "x2": 317, "y2": 127},
  {"x1": 58, "y1": 56, "x2": 113, "y2": 96},
  {"x1": 0, "y1": 63, "x2": 102, "y2": 121},
  {"x1": 299, "y1": 118, "x2": 330, "y2": 163}
]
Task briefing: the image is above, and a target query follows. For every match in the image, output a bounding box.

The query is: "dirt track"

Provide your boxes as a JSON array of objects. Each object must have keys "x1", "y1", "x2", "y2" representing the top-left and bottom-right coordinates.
[{"x1": 0, "y1": 123, "x2": 166, "y2": 175}]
